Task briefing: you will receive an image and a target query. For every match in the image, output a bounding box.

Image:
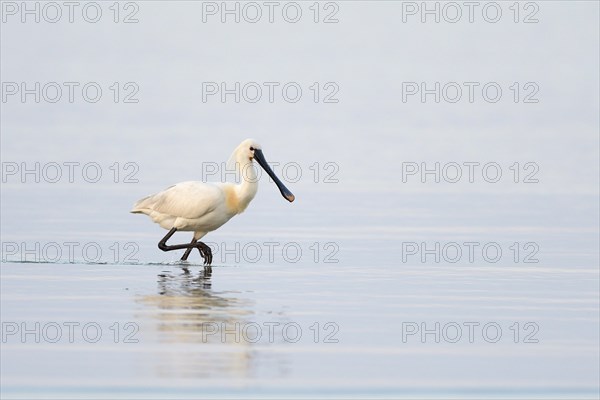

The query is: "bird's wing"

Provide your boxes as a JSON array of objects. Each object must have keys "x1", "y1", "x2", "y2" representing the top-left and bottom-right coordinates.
[{"x1": 131, "y1": 181, "x2": 224, "y2": 219}]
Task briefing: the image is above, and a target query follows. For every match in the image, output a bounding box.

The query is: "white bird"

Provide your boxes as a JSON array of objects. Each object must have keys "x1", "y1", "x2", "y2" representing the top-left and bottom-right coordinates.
[{"x1": 131, "y1": 139, "x2": 295, "y2": 265}]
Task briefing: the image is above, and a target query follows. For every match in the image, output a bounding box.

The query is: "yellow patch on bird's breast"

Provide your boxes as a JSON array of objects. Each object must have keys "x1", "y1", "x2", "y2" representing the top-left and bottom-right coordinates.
[{"x1": 223, "y1": 185, "x2": 245, "y2": 214}]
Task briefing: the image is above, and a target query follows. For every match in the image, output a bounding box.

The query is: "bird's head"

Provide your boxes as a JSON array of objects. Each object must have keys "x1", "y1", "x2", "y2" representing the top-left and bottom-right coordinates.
[
  {"x1": 228, "y1": 138, "x2": 295, "y2": 203},
  {"x1": 240, "y1": 138, "x2": 262, "y2": 161}
]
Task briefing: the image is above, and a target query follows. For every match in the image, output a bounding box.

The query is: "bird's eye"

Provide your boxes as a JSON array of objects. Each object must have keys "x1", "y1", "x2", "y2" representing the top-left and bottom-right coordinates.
[{"x1": 250, "y1": 147, "x2": 255, "y2": 151}]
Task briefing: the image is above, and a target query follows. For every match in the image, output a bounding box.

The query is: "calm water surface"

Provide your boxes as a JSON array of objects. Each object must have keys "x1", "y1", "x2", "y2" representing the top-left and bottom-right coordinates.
[{"x1": 1, "y1": 187, "x2": 598, "y2": 399}]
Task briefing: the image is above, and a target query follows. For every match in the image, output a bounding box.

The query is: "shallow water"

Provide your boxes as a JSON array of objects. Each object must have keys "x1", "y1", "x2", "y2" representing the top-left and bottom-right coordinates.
[
  {"x1": 1, "y1": 188, "x2": 599, "y2": 399},
  {"x1": 2, "y1": 260, "x2": 598, "y2": 398}
]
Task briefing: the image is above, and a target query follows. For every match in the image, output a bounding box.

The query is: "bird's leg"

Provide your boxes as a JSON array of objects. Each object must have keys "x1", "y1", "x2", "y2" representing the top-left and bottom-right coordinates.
[
  {"x1": 158, "y1": 228, "x2": 213, "y2": 266},
  {"x1": 158, "y1": 227, "x2": 178, "y2": 250},
  {"x1": 180, "y1": 237, "x2": 198, "y2": 261}
]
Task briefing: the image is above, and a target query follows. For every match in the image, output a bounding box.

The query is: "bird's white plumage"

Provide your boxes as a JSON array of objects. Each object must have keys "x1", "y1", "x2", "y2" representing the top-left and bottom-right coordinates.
[
  {"x1": 131, "y1": 139, "x2": 262, "y2": 240},
  {"x1": 132, "y1": 181, "x2": 230, "y2": 231}
]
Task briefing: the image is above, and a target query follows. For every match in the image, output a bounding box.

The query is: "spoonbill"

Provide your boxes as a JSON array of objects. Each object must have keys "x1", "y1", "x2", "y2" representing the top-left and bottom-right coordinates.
[{"x1": 131, "y1": 139, "x2": 295, "y2": 265}]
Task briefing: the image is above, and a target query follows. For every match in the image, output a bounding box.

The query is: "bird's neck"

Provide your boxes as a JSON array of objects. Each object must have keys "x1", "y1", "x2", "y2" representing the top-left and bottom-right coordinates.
[{"x1": 234, "y1": 158, "x2": 258, "y2": 211}]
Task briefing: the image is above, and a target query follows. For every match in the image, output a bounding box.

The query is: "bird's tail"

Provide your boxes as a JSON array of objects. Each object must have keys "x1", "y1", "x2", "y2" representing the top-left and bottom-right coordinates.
[{"x1": 130, "y1": 195, "x2": 153, "y2": 214}]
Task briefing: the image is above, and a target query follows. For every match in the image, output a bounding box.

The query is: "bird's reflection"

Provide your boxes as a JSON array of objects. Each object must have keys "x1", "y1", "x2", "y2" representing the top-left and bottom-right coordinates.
[
  {"x1": 158, "y1": 265, "x2": 214, "y2": 295},
  {"x1": 138, "y1": 266, "x2": 287, "y2": 379},
  {"x1": 137, "y1": 266, "x2": 287, "y2": 379},
  {"x1": 141, "y1": 266, "x2": 253, "y2": 342}
]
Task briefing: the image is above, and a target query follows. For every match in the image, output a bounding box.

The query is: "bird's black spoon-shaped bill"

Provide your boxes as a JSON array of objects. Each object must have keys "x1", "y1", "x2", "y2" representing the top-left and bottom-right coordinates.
[{"x1": 254, "y1": 149, "x2": 295, "y2": 202}]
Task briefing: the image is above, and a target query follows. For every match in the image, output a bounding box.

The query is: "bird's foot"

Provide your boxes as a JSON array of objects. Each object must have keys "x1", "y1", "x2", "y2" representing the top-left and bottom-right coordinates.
[{"x1": 196, "y1": 242, "x2": 213, "y2": 266}]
